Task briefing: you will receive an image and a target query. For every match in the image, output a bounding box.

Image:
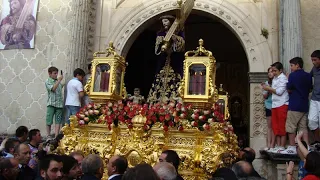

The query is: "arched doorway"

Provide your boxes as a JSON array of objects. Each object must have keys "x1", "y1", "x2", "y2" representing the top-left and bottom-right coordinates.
[{"x1": 125, "y1": 11, "x2": 249, "y2": 147}]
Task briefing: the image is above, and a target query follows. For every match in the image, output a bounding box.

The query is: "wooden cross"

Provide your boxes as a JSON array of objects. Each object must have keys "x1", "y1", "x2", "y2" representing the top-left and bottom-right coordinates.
[{"x1": 161, "y1": 0, "x2": 195, "y2": 52}]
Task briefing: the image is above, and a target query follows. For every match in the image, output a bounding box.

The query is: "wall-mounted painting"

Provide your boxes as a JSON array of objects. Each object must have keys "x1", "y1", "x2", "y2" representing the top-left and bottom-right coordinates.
[{"x1": 0, "y1": 0, "x2": 39, "y2": 50}]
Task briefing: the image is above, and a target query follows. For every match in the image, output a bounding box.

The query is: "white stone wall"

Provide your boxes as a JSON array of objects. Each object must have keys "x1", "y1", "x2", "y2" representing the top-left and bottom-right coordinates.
[
  {"x1": 0, "y1": 0, "x2": 73, "y2": 134},
  {"x1": 301, "y1": 0, "x2": 320, "y2": 71}
]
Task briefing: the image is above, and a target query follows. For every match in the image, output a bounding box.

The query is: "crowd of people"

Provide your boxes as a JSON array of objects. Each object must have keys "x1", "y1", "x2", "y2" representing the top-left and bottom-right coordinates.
[
  {"x1": 0, "y1": 125, "x2": 270, "y2": 180},
  {"x1": 1, "y1": 125, "x2": 317, "y2": 180}
]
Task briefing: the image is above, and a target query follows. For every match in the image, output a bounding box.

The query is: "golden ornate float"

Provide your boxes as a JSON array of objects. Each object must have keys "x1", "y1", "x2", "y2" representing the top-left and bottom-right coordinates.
[{"x1": 59, "y1": 39, "x2": 238, "y2": 180}]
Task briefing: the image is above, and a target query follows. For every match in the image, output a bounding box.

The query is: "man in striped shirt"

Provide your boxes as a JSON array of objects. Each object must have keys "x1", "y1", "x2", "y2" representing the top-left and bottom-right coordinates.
[{"x1": 45, "y1": 67, "x2": 63, "y2": 138}]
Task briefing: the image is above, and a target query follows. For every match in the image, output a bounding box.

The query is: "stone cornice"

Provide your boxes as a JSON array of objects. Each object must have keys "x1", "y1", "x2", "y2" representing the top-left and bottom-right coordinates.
[{"x1": 248, "y1": 72, "x2": 268, "y2": 83}]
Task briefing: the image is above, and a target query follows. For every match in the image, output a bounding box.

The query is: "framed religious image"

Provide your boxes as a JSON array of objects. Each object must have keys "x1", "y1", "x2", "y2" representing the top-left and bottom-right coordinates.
[
  {"x1": 93, "y1": 63, "x2": 111, "y2": 92},
  {"x1": 184, "y1": 61, "x2": 209, "y2": 97},
  {"x1": 188, "y1": 64, "x2": 206, "y2": 95},
  {"x1": 217, "y1": 95, "x2": 230, "y2": 120},
  {"x1": 0, "y1": 0, "x2": 39, "y2": 49}
]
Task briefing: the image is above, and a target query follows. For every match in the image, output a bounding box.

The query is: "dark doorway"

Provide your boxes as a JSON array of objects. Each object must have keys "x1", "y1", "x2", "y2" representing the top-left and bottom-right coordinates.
[{"x1": 125, "y1": 11, "x2": 249, "y2": 147}]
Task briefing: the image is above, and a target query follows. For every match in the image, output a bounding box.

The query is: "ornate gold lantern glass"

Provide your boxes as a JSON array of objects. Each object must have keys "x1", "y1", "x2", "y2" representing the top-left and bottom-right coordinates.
[
  {"x1": 179, "y1": 39, "x2": 219, "y2": 109},
  {"x1": 85, "y1": 42, "x2": 126, "y2": 103}
]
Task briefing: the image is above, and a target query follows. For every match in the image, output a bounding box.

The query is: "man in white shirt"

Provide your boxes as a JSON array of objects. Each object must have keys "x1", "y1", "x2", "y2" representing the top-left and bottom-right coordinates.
[
  {"x1": 65, "y1": 68, "x2": 85, "y2": 124},
  {"x1": 262, "y1": 62, "x2": 289, "y2": 153}
]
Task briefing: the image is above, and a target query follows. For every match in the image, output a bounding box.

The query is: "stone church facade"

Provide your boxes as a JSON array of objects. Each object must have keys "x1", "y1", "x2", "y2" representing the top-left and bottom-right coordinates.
[{"x1": 0, "y1": 0, "x2": 319, "y2": 178}]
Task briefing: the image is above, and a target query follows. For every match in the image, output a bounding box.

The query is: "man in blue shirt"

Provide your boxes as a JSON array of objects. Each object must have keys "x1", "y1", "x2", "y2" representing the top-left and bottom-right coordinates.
[
  {"x1": 309, "y1": 50, "x2": 320, "y2": 143},
  {"x1": 281, "y1": 57, "x2": 312, "y2": 155}
]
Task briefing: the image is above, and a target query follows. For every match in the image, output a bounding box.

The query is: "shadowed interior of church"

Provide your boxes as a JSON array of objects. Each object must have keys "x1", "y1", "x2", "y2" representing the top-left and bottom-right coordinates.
[{"x1": 125, "y1": 11, "x2": 249, "y2": 147}]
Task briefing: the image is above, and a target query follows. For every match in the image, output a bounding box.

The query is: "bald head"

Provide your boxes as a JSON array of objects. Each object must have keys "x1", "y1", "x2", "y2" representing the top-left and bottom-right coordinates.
[
  {"x1": 232, "y1": 161, "x2": 253, "y2": 178},
  {"x1": 14, "y1": 143, "x2": 31, "y2": 165},
  {"x1": 153, "y1": 162, "x2": 177, "y2": 180},
  {"x1": 239, "y1": 147, "x2": 256, "y2": 163},
  {"x1": 0, "y1": 158, "x2": 20, "y2": 179},
  {"x1": 244, "y1": 147, "x2": 255, "y2": 156},
  {"x1": 107, "y1": 155, "x2": 128, "y2": 176}
]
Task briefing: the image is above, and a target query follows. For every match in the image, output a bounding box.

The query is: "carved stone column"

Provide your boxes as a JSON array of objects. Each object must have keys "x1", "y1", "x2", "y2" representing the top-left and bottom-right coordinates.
[
  {"x1": 279, "y1": 0, "x2": 302, "y2": 73},
  {"x1": 248, "y1": 72, "x2": 269, "y2": 178},
  {"x1": 248, "y1": 72, "x2": 268, "y2": 153},
  {"x1": 66, "y1": 0, "x2": 96, "y2": 80}
]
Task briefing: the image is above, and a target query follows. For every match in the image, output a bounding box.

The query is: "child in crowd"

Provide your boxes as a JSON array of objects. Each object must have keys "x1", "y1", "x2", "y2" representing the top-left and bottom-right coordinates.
[
  {"x1": 262, "y1": 62, "x2": 289, "y2": 153},
  {"x1": 281, "y1": 57, "x2": 312, "y2": 155},
  {"x1": 262, "y1": 67, "x2": 275, "y2": 150},
  {"x1": 309, "y1": 50, "x2": 320, "y2": 143},
  {"x1": 297, "y1": 140, "x2": 308, "y2": 180},
  {"x1": 286, "y1": 132, "x2": 320, "y2": 180},
  {"x1": 65, "y1": 68, "x2": 85, "y2": 124},
  {"x1": 45, "y1": 67, "x2": 64, "y2": 138}
]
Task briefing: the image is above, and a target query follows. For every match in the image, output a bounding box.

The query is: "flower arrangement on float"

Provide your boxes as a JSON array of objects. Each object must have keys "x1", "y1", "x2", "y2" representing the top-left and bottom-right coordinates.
[{"x1": 75, "y1": 100, "x2": 234, "y2": 133}]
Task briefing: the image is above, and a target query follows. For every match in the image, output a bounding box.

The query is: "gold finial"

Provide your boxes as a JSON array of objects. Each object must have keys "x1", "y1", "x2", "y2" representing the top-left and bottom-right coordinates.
[
  {"x1": 177, "y1": 0, "x2": 182, "y2": 6},
  {"x1": 107, "y1": 41, "x2": 115, "y2": 51},
  {"x1": 93, "y1": 41, "x2": 117, "y2": 57},
  {"x1": 199, "y1": 39, "x2": 204, "y2": 46},
  {"x1": 219, "y1": 84, "x2": 224, "y2": 91}
]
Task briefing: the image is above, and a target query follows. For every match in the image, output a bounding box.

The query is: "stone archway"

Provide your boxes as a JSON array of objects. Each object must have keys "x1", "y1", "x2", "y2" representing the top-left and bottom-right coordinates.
[
  {"x1": 107, "y1": 0, "x2": 271, "y2": 155},
  {"x1": 107, "y1": 0, "x2": 272, "y2": 72}
]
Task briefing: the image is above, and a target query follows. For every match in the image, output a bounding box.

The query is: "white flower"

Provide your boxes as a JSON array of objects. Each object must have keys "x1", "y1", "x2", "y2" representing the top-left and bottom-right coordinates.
[
  {"x1": 79, "y1": 120, "x2": 85, "y2": 125},
  {"x1": 212, "y1": 112, "x2": 215, "y2": 117},
  {"x1": 181, "y1": 107, "x2": 186, "y2": 112},
  {"x1": 180, "y1": 113, "x2": 186, "y2": 118},
  {"x1": 208, "y1": 118, "x2": 213, "y2": 123},
  {"x1": 191, "y1": 114, "x2": 195, "y2": 119},
  {"x1": 108, "y1": 102, "x2": 113, "y2": 107},
  {"x1": 204, "y1": 110, "x2": 210, "y2": 115}
]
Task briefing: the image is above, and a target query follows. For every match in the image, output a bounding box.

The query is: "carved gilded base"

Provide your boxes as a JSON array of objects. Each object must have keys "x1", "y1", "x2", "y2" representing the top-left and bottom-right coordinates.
[{"x1": 58, "y1": 120, "x2": 239, "y2": 179}]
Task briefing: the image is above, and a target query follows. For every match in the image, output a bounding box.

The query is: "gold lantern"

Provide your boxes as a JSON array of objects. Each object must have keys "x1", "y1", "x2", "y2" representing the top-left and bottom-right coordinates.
[
  {"x1": 179, "y1": 39, "x2": 219, "y2": 109},
  {"x1": 84, "y1": 42, "x2": 127, "y2": 103},
  {"x1": 217, "y1": 84, "x2": 230, "y2": 120}
]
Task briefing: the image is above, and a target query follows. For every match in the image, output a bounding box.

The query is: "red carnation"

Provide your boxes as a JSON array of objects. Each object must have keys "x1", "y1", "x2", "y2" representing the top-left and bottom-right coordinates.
[
  {"x1": 174, "y1": 116, "x2": 179, "y2": 123},
  {"x1": 165, "y1": 114, "x2": 171, "y2": 121},
  {"x1": 151, "y1": 116, "x2": 157, "y2": 122},
  {"x1": 76, "y1": 113, "x2": 81, "y2": 119},
  {"x1": 168, "y1": 121, "x2": 174, "y2": 127},
  {"x1": 159, "y1": 109, "x2": 165, "y2": 114},
  {"x1": 159, "y1": 116, "x2": 165, "y2": 122},
  {"x1": 163, "y1": 126, "x2": 168, "y2": 131},
  {"x1": 128, "y1": 112, "x2": 135, "y2": 118},
  {"x1": 178, "y1": 126, "x2": 184, "y2": 131},
  {"x1": 124, "y1": 106, "x2": 130, "y2": 112},
  {"x1": 148, "y1": 110, "x2": 154, "y2": 116},
  {"x1": 107, "y1": 119, "x2": 113, "y2": 124},
  {"x1": 118, "y1": 115, "x2": 124, "y2": 122}
]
